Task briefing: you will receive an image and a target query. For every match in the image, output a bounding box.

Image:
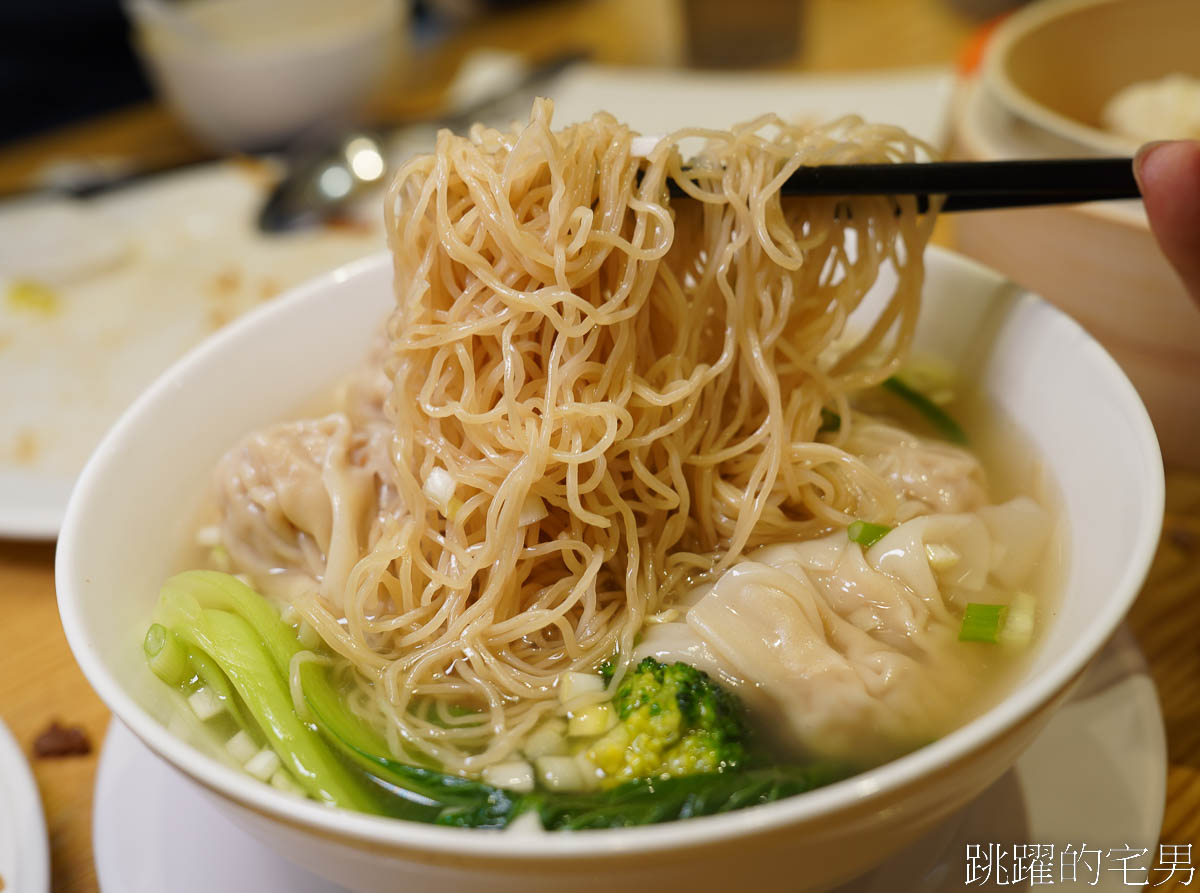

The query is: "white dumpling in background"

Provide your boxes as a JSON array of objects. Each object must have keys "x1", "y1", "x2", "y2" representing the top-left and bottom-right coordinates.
[
  {"x1": 977, "y1": 497, "x2": 1052, "y2": 588},
  {"x1": 846, "y1": 420, "x2": 988, "y2": 520}
]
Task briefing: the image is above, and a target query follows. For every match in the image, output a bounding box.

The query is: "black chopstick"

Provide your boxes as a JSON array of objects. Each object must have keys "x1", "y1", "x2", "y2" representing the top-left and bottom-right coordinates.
[{"x1": 665, "y1": 158, "x2": 1141, "y2": 213}]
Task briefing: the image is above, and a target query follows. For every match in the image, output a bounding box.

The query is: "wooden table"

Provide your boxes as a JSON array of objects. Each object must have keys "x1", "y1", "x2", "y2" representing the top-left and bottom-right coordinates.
[{"x1": 1, "y1": 1, "x2": 1196, "y2": 891}]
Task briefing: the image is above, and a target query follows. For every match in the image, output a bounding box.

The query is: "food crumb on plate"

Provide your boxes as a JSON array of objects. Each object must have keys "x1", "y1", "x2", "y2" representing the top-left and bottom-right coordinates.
[
  {"x1": 32, "y1": 720, "x2": 92, "y2": 758},
  {"x1": 5, "y1": 280, "x2": 59, "y2": 316}
]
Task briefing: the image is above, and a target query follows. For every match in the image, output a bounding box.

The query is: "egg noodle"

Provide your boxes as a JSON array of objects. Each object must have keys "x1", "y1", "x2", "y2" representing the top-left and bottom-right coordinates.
[{"x1": 247, "y1": 101, "x2": 937, "y2": 771}]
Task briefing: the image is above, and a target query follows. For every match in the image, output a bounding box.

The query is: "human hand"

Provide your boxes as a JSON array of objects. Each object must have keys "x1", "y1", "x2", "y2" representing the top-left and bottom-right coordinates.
[{"x1": 1134, "y1": 140, "x2": 1200, "y2": 307}]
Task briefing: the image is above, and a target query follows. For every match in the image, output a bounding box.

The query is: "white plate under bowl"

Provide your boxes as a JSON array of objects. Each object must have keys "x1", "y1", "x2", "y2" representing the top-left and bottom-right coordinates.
[
  {"x1": 0, "y1": 717, "x2": 50, "y2": 893},
  {"x1": 93, "y1": 627, "x2": 1165, "y2": 893}
]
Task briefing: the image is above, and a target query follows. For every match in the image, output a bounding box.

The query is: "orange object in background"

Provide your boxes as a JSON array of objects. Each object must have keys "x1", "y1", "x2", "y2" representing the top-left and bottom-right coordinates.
[{"x1": 956, "y1": 16, "x2": 1008, "y2": 78}]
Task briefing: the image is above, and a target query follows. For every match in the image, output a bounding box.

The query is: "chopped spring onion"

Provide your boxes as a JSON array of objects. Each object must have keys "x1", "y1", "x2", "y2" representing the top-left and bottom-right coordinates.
[
  {"x1": 519, "y1": 493, "x2": 548, "y2": 526},
  {"x1": 646, "y1": 607, "x2": 682, "y2": 625},
  {"x1": 924, "y1": 543, "x2": 961, "y2": 571},
  {"x1": 144, "y1": 623, "x2": 190, "y2": 687},
  {"x1": 209, "y1": 544, "x2": 232, "y2": 572},
  {"x1": 245, "y1": 747, "x2": 282, "y2": 782},
  {"x1": 558, "y1": 672, "x2": 606, "y2": 704},
  {"x1": 270, "y1": 769, "x2": 303, "y2": 795},
  {"x1": 568, "y1": 703, "x2": 617, "y2": 738},
  {"x1": 423, "y1": 466, "x2": 456, "y2": 514},
  {"x1": 195, "y1": 525, "x2": 221, "y2": 548},
  {"x1": 959, "y1": 603, "x2": 1008, "y2": 643},
  {"x1": 882, "y1": 376, "x2": 968, "y2": 445},
  {"x1": 296, "y1": 621, "x2": 321, "y2": 650},
  {"x1": 188, "y1": 687, "x2": 224, "y2": 721},
  {"x1": 522, "y1": 718, "x2": 569, "y2": 759},
  {"x1": 999, "y1": 592, "x2": 1036, "y2": 647},
  {"x1": 819, "y1": 407, "x2": 841, "y2": 433},
  {"x1": 535, "y1": 755, "x2": 585, "y2": 792},
  {"x1": 226, "y1": 730, "x2": 259, "y2": 764},
  {"x1": 482, "y1": 760, "x2": 536, "y2": 793},
  {"x1": 574, "y1": 752, "x2": 603, "y2": 791},
  {"x1": 848, "y1": 520, "x2": 892, "y2": 548}
]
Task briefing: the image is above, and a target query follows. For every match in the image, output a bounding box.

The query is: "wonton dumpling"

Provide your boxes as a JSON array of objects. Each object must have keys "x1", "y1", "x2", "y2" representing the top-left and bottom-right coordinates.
[
  {"x1": 683, "y1": 544, "x2": 966, "y2": 761},
  {"x1": 846, "y1": 420, "x2": 988, "y2": 520},
  {"x1": 756, "y1": 537, "x2": 923, "y2": 649},
  {"x1": 866, "y1": 513, "x2": 991, "y2": 612},
  {"x1": 215, "y1": 413, "x2": 380, "y2": 606}
]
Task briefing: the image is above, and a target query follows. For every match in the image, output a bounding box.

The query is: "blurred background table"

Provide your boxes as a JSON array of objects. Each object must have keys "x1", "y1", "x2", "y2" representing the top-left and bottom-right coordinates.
[{"x1": 0, "y1": 1, "x2": 1196, "y2": 891}]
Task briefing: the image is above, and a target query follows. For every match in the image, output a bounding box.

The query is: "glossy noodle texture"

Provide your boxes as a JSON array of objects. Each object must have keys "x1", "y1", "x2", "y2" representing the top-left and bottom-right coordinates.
[{"x1": 202, "y1": 102, "x2": 1050, "y2": 789}]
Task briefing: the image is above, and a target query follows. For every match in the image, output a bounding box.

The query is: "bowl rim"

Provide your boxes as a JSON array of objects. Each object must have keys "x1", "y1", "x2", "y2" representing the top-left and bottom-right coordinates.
[
  {"x1": 981, "y1": 0, "x2": 1147, "y2": 158},
  {"x1": 953, "y1": 79, "x2": 1149, "y2": 231},
  {"x1": 56, "y1": 248, "x2": 1165, "y2": 859}
]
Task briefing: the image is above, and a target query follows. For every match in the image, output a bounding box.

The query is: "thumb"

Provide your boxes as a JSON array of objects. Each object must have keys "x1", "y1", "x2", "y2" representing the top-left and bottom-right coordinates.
[{"x1": 1134, "y1": 140, "x2": 1200, "y2": 308}]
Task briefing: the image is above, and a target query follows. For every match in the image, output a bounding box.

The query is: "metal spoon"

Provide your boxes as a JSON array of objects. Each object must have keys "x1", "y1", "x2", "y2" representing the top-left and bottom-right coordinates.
[
  {"x1": 257, "y1": 50, "x2": 589, "y2": 233},
  {"x1": 257, "y1": 131, "x2": 388, "y2": 232}
]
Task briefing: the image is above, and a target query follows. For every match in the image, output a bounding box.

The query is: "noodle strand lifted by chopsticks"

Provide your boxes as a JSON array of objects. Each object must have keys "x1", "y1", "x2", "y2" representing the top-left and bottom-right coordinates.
[{"x1": 293, "y1": 100, "x2": 937, "y2": 771}]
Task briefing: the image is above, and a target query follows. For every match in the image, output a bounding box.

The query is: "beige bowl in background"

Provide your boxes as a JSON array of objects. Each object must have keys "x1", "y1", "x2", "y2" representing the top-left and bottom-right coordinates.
[
  {"x1": 128, "y1": 0, "x2": 405, "y2": 151},
  {"x1": 983, "y1": 0, "x2": 1200, "y2": 156},
  {"x1": 952, "y1": 2, "x2": 1200, "y2": 469}
]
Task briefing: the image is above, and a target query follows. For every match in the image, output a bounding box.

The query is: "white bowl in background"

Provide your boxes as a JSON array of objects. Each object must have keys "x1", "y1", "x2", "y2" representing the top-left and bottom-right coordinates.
[
  {"x1": 950, "y1": 77, "x2": 1200, "y2": 470},
  {"x1": 56, "y1": 250, "x2": 1163, "y2": 893},
  {"x1": 982, "y1": 0, "x2": 1200, "y2": 156},
  {"x1": 128, "y1": 0, "x2": 404, "y2": 151}
]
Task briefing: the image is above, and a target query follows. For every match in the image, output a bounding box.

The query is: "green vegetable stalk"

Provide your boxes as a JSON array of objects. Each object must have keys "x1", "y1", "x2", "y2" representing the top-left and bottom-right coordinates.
[
  {"x1": 882, "y1": 376, "x2": 968, "y2": 445},
  {"x1": 145, "y1": 571, "x2": 854, "y2": 830}
]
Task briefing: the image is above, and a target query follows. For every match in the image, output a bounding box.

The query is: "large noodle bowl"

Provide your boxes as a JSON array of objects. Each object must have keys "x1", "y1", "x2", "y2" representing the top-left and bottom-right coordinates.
[{"x1": 145, "y1": 102, "x2": 1054, "y2": 825}]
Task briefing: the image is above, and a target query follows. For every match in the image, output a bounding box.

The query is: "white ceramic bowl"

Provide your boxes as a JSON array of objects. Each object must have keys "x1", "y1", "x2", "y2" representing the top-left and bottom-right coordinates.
[
  {"x1": 128, "y1": 0, "x2": 404, "y2": 151},
  {"x1": 56, "y1": 250, "x2": 1163, "y2": 893}
]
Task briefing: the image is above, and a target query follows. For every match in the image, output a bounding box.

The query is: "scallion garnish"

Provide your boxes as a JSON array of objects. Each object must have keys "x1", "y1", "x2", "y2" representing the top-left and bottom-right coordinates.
[
  {"x1": 998, "y1": 592, "x2": 1036, "y2": 647},
  {"x1": 818, "y1": 407, "x2": 841, "y2": 433},
  {"x1": 958, "y1": 603, "x2": 1008, "y2": 643},
  {"x1": 847, "y1": 520, "x2": 891, "y2": 548},
  {"x1": 882, "y1": 376, "x2": 968, "y2": 445}
]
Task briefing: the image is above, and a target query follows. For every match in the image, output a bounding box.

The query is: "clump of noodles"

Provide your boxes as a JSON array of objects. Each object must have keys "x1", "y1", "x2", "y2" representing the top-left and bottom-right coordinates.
[{"x1": 263, "y1": 101, "x2": 937, "y2": 772}]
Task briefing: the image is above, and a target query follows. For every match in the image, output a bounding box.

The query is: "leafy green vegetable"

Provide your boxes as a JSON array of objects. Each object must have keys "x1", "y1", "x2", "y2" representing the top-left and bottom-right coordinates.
[
  {"x1": 525, "y1": 763, "x2": 853, "y2": 830},
  {"x1": 145, "y1": 572, "x2": 855, "y2": 830},
  {"x1": 587, "y1": 658, "x2": 747, "y2": 788},
  {"x1": 819, "y1": 407, "x2": 842, "y2": 433},
  {"x1": 847, "y1": 520, "x2": 891, "y2": 548},
  {"x1": 882, "y1": 376, "x2": 968, "y2": 445}
]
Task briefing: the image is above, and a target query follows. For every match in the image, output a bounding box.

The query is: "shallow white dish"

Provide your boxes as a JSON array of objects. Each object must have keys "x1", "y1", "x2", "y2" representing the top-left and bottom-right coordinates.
[
  {"x1": 93, "y1": 627, "x2": 1166, "y2": 893},
  {"x1": 0, "y1": 164, "x2": 384, "y2": 540},
  {"x1": 0, "y1": 718, "x2": 50, "y2": 893},
  {"x1": 57, "y1": 246, "x2": 1163, "y2": 893}
]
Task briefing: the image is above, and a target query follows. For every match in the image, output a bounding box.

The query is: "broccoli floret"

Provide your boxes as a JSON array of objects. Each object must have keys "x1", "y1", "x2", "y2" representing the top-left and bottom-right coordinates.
[{"x1": 586, "y1": 658, "x2": 747, "y2": 788}]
